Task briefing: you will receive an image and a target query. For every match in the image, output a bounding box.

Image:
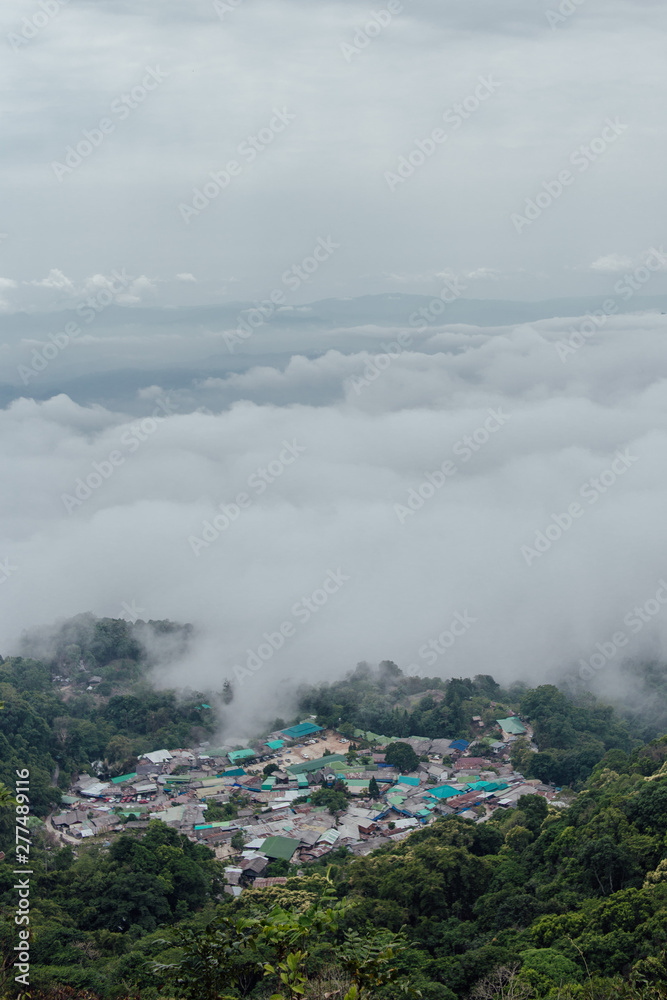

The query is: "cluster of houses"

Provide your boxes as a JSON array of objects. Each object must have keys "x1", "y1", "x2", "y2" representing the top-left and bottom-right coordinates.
[{"x1": 50, "y1": 715, "x2": 566, "y2": 888}]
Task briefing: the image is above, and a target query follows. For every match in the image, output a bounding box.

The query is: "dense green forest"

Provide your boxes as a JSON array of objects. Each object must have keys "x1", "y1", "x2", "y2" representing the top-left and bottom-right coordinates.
[
  {"x1": 2, "y1": 741, "x2": 667, "y2": 998},
  {"x1": 298, "y1": 664, "x2": 642, "y2": 787},
  {"x1": 298, "y1": 659, "x2": 667, "y2": 747},
  {"x1": 0, "y1": 615, "x2": 216, "y2": 816},
  {"x1": 2, "y1": 616, "x2": 667, "y2": 998}
]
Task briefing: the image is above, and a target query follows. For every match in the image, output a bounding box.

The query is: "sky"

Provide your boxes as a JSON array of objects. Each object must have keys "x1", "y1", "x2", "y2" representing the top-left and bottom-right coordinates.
[
  {"x1": 2, "y1": 0, "x2": 667, "y2": 732},
  {"x1": 1, "y1": 0, "x2": 667, "y2": 304}
]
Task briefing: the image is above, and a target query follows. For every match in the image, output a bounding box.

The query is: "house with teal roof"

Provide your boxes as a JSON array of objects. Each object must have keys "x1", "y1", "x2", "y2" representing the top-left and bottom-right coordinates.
[
  {"x1": 424, "y1": 784, "x2": 464, "y2": 800},
  {"x1": 281, "y1": 722, "x2": 323, "y2": 739},
  {"x1": 228, "y1": 749, "x2": 257, "y2": 764},
  {"x1": 496, "y1": 717, "x2": 526, "y2": 736}
]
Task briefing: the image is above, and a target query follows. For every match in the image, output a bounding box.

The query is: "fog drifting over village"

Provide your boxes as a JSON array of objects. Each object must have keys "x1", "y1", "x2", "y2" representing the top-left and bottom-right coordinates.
[
  {"x1": 3, "y1": 303, "x2": 667, "y2": 729},
  {"x1": 2, "y1": 0, "x2": 667, "y2": 728}
]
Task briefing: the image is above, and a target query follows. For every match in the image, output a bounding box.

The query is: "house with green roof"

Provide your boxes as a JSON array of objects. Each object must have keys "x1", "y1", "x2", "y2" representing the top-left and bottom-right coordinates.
[
  {"x1": 281, "y1": 722, "x2": 323, "y2": 739},
  {"x1": 353, "y1": 729, "x2": 395, "y2": 744},
  {"x1": 466, "y1": 780, "x2": 509, "y2": 792},
  {"x1": 425, "y1": 785, "x2": 464, "y2": 800},
  {"x1": 228, "y1": 749, "x2": 257, "y2": 764},
  {"x1": 261, "y1": 835, "x2": 300, "y2": 861},
  {"x1": 342, "y1": 778, "x2": 370, "y2": 794},
  {"x1": 287, "y1": 754, "x2": 346, "y2": 774},
  {"x1": 468, "y1": 781, "x2": 509, "y2": 792},
  {"x1": 496, "y1": 717, "x2": 526, "y2": 736},
  {"x1": 195, "y1": 820, "x2": 234, "y2": 831}
]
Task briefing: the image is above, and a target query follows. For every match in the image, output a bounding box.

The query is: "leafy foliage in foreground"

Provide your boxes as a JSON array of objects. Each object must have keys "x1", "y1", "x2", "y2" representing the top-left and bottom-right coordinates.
[
  {"x1": 156, "y1": 878, "x2": 415, "y2": 1000},
  {"x1": 2, "y1": 627, "x2": 667, "y2": 998},
  {"x1": 3, "y1": 737, "x2": 667, "y2": 998}
]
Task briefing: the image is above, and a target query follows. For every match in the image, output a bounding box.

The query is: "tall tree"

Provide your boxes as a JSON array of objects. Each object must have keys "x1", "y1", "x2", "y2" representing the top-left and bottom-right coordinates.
[{"x1": 384, "y1": 742, "x2": 419, "y2": 773}]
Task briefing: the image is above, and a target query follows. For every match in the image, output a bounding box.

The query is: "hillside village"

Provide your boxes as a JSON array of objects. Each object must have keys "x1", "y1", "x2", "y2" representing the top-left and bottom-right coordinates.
[{"x1": 49, "y1": 711, "x2": 568, "y2": 895}]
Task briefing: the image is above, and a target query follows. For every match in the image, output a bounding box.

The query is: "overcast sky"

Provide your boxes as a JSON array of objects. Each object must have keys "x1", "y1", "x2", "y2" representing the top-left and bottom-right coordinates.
[
  {"x1": 2, "y1": 0, "x2": 667, "y2": 732},
  {"x1": 2, "y1": 0, "x2": 667, "y2": 304}
]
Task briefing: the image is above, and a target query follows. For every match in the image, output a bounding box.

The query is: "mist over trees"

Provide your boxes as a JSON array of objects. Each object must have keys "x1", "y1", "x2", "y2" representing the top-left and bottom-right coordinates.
[{"x1": 3, "y1": 616, "x2": 667, "y2": 997}]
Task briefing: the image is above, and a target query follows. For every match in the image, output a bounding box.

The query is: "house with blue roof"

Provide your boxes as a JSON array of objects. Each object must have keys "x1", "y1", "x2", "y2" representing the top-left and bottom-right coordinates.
[{"x1": 449, "y1": 739, "x2": 469, "y2": 752}]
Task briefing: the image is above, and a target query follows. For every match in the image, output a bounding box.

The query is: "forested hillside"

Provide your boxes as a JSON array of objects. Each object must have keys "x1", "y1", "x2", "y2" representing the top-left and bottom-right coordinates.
[
  {"x1": 299, "y1": 664, "x2": 642, "y2": 786},
  {"x1": 0, "y1": 615, "x2": 215, "y2": 819},
  {"x1": 2, "y1": 619, "x2": 667, "y2": 998},
  {"x1": 2, "y1": 740, "x2": 667, "y2": 998}
]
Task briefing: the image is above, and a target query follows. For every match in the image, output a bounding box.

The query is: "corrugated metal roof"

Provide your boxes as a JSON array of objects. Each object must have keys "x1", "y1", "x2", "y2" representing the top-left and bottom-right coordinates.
[
  {"x1": 261, "y1": 835, "x2": 300, "y2": 861},
  {"x1": 142, "y1": 749, "x2": 173, "y2": 764},
  {"x1": 496, "y1": 717, "x2": 526, "y2": 735},
  {"x1": 133, "y1": 781, "x2": 157, "y2": 793},
  {"x1": 425, "y1": 784, "x2": 464, "y2": 800},
  {"x1": 79, "y1": 782, "x2": 109, "y2": 797},
  {"x1": 228, "y1": 749, "x2": 256, "y2": 763},
  {"x1": 466, "y1": 780, "x2": 509, "y2": 792},
  {"x1": 287, "y1": 754, "x2": 346, "y2": 774},
  {"x1": 318, "y1": 828, "x2": 339, "y2": 845},
  {"x1": 281, "y1": 722, "x2": 323, "y2": 738}
]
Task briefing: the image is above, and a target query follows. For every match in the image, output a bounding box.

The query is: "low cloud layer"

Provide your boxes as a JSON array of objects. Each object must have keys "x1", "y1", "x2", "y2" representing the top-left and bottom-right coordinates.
[{"x1": 3, "y1": 308, "x2": 667, "y2": 729}]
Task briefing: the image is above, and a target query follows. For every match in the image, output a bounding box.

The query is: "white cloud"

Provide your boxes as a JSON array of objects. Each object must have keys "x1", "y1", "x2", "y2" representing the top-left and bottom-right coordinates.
[
  {"x1": 465, "y1": 267, "x2": 503, "y2": 282},
  {"x1": 590, "y1": 254, "x2": 634, "y2": 273},
  {"x1": 3, "y1": 310, "x2": 667, "y2": 733},
  {"x1": 116, "y1": 275, "x2": 158, "y2": 304},
  {"x1": 28, "y1": 269, "x2": 77, "y2": 293}
]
